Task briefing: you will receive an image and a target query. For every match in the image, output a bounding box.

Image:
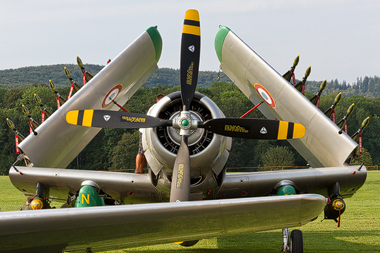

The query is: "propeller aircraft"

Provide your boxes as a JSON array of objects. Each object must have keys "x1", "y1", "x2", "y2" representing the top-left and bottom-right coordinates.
[{"x1": 0, "y1": 9, "x2": 367, "y2": 253}]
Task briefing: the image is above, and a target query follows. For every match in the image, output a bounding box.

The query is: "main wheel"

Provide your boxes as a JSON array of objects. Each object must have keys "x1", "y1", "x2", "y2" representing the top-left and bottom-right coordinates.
[{"x1": 289, "y1": 229, "x2": 303, "y2": 253}]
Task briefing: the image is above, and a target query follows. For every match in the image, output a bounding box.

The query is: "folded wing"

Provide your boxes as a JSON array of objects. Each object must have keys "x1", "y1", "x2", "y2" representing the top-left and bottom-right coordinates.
[
  {"x1": 18, "y1": 27, "x2": 162, "y2": 168},
  {"x1": 215, "y1": 26, "x2": 357, "y2": 168}
]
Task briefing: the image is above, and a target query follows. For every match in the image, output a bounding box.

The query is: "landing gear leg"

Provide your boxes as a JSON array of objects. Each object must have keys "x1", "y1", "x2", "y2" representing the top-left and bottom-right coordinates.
[
  {"x1": 282, "y1": 228, "x2": 289, "y2": 252},
  {"x1": 282, "y1": 228, "x2": 303, "y2": 253}
]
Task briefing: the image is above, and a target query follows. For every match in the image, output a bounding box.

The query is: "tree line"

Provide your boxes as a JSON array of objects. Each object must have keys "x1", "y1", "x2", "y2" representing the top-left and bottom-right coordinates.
[
  {"x1": 304, "y1": 76, "x2": 380, "y2": 98},
  {"x1": 0, "y1": 79, "x2": 377, "y2": 175},
  {"x1": 1, "y1": 64, "x2": 380, "y2": 97},
  {"x1": 0, "y1": 66, "x2": 232, "y2": 89}
]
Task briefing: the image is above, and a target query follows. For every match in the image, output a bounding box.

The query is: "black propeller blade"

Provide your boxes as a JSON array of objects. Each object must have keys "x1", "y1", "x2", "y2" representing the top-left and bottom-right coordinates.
[
  {"x1": 180, "y1": 10, "x2": 200, "y2": 111},
  {"x1": 199, "y1": 118, "x2": 305, "y2": 140},
  {"x1": 66, "y1": 110, "x2": 171, "y2": 129}
]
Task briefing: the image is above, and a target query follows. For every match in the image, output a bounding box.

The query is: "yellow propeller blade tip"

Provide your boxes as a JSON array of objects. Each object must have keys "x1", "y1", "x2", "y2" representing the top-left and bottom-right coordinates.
[
  {"x1": 183, "y1": 10, "x2": 200, "y2": 36},
  {"x1": 293, "y1": 123, "x2": 306, "y2": 139},
  {"x1": 66, "y1": 110, "x2": 79, "y2": 125},
  {"x1": 185, "y1": 9, "x2": 199, "y2": 21}
]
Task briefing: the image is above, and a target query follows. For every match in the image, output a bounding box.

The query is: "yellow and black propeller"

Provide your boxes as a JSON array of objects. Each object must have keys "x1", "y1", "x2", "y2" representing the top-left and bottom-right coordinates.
[
  {"x1": 169, "y1": 9, "x2": 201, "y2": 202},
  {"x1": 66, "y1": 9, "x2": 306, "y2": 203}
]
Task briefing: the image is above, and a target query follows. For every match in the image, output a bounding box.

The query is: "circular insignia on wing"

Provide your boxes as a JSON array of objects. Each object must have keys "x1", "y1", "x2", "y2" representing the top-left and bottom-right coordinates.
[
  {"x1": 254, "y1": 83, "x2": 276, "y2": 108},
  {"x1": 101, "y1": 84, "x2": 123, "y2": 109}
]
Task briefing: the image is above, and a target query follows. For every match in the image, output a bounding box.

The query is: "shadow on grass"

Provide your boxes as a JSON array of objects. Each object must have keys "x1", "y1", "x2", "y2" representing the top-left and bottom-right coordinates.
[
  {"x1": 123, "y1": 250, "x2": 234, "y2": 253},
  {"x1": 217, "y1": 230, "x2": 380, "y2": 253},
  {"x1": 122, "y1": 230, "x2": 380, "y2": 252}
]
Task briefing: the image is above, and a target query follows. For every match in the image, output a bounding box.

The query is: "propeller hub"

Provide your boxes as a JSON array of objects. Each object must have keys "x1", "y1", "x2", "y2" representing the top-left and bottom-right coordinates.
[
  {"x1": 181, "y1": 118, "x2": 190, "y2": 127},
  {"x1": 168, "y1": 111, "x2": 203, "y2": 146},
  {"x1": 176, "y1": 111, "x2": 199, "y2": 136}
]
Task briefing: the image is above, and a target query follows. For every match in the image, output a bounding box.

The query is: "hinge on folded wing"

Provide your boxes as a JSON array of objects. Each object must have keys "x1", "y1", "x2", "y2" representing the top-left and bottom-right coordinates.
[{"x1": 12, "y1": 153, "x2": 33, "y2": 172}]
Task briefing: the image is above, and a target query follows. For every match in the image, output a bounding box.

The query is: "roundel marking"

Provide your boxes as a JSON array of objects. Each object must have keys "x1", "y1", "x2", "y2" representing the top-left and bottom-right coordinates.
[
  {"x1": 254, "y1": 83, "x2": 276, "y2": 108},
  {"x1": 101, "y1": 84, "x2": 123, "y2": 108}
]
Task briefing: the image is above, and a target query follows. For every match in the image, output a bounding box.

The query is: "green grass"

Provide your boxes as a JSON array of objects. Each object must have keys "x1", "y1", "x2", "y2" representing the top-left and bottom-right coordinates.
[{"x1": 1, "y1": 171, "x2": 379, "y2": 252}]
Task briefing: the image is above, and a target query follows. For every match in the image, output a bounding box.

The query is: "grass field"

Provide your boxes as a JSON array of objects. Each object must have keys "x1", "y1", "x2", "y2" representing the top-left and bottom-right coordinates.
[{"x1": 1, "y1": 171, "x2": 379, "y2": 252}]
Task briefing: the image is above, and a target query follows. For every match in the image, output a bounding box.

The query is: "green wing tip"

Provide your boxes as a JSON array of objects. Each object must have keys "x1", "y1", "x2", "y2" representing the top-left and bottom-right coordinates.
[
  {"x1": 146, "y1": 26, "x2": 162, "y2": 62},
  {"x1": 215, "y1": 26, "x2": 231, "y2": 63}
]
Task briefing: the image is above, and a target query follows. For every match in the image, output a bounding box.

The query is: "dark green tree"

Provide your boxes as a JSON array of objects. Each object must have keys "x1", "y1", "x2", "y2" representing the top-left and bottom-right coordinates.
[
  {"x1": 109, "y1": 131, "x2": 139, "y2": 172},
  {"x1": 261, "y1": 146, "x2": 295, "y2": 168}
]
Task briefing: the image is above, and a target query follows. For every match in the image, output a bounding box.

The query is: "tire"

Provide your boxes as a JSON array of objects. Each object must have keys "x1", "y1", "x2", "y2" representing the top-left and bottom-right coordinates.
[{"x1": 290, "y1": 229, "x2": 303, "y2": 253}]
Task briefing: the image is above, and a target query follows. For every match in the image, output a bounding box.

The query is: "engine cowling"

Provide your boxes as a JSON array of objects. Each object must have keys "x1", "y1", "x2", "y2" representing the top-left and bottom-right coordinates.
[{"x1": 142, "y1": 91, "x2": 231, "y2": 198}]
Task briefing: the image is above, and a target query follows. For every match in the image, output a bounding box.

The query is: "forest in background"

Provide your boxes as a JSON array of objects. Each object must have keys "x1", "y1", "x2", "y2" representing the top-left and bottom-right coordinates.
[
  {"x1": 0, "y1": 65, "x2": 232, "y2": 89},
  {"x1": 0, "y1": 65, "x2": 378, "y2": 175},
  {"x1": 2, "y1": 65, "x2": 380, "y2": 97}
]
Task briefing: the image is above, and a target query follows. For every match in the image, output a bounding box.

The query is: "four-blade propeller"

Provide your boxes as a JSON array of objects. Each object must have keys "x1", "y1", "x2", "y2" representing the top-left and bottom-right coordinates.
[{"x1": 65, "y1": 9, "x2": 306, "y2": 203}]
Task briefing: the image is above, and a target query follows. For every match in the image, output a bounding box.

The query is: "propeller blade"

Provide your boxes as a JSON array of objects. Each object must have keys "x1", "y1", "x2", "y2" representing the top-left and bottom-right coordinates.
[
  {"x1": 170, "y1": 136, "x2": 191, "y2": 202},
  {"x1": 180, "y1": 9, "x2": 200, "y2": 111},
  {"x1": 199, "y1": 118, "x2": 305, "y2": 140},
  {"x1": 169, "y1": 9, "x2": 200, "y2": 203},
  {"x1": 66, "y1": 110, "x2": 171, "y2": 129}
]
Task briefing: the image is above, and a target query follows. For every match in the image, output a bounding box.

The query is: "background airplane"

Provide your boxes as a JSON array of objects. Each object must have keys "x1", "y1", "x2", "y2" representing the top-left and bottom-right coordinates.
[{"x1": 1, "y1": 9, "x2": 366, "y2": 253}]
